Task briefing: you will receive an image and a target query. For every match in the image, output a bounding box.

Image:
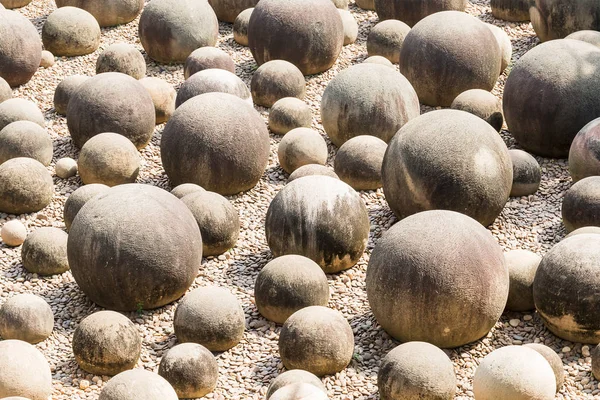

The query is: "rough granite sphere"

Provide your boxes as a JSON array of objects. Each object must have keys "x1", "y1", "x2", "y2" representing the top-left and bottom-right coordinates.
[
  {"x1": 171, "y1": 183, "x2": 205, "y2": 199},
  {"x1": 251, "y1": 60, "x2": 306, "y2": 108},
  {"x1": 363, "y1": 55, "x2": 394, "y2": 67},
  {"x1": 1, "y1": 220, "x2": 26, "y2": 246},
  {"x1": 39, "y1": 51, "x2": 54, "y2": 68},
  {"x1": 139, "y1": 0, "x2": 219, "y2": 64},
  {"x1": 0, "y1": 340, "x2": 52, "y2": 400},
  {"x1": 233, "y1": 8, "x2": 253, "y2": 47},
  {"x1": 524, "y1": 343, "x2": 565, "y2": 390},
  {"x1": 278, "y1": 128, "x2": 328, "y2": 174},
  {"x1": 22, "y1": 227, "x2": 69, "y2": 275},
  {"x1": 530, "y1": 0, "x2": 600, "y2": 42},
  {"x1": 288, "y1": 164, "x2": 339, "y2": 182},
  {"x1": 569, "y1": 118, "x2": 600, "y2": 182},
  {"x1": 161, "y1": 93, "x2": 270, "y2": 195},
  {"x1": 334, "y1": 136, "x2": 386, "y2": 191},
  {"x1": 63, "y1": 183, "x2": 110, "y2": 231},
  {"x1": 339, "y1": 10, "x2": 358, "y2": 45},
  {"x1": 269, "y1": 97, "x2": 312, "y2": 135},
  {"x1": 1, "y1": 0, "x2": 31, "y2": 8},
  {"x1": 367, "y1": 19, "x2": 411, "y2": 63},
  {"x1": 139, "y1": 77, "x2": 175, "y2": 124},
  {"x1": 98, "y1": 369, "x2": 178, "y2": 400},
  {"x1": 176, "y1": 68, "x2": 251, "y2": 108},
  {"x1": 266, "y1": 370, "x2": 327, "y2": 400},
  {"x1": 67, "y1": 72, "x2": 156, "y2": 149},
  {"x1": 0, "y1": 121, "x2": 53, "y2": 166},
  {"x1": 450, "y1": 89, "x2": 503, "y2": 132},
  {"x1": 158, "y1": 343, "x2": 219, "y2": 399},
  {"x1": 73, "y1": 311, "x2": 141, "y2": 375},
  {"x1": 54, "y1": 0, "x2": 144, "y2": 27},
  {"x1": 173, "y1": 286, "x2": 245, "y2": 351},
  {"x1": 509, "y1": 149, "x2": 541, "y2": 197},
  {"x1": 180, "y1": 190, "x2": 240, "y2": 256},
  {"x1": 382, "y1": 110, "x2": 513, "y2": 226},
  {"x1": 566, "y1": 226, "x2": 600, "y2": 238},
  {"x1": 0, "y1": 294, "x2": 53, "y2": 344},
  {"x1": 562, "y1": 177, "x2": 600, "y2": 233},
  {"x1": 321, "y1": 63, "x2": 419, "y2": 146},
  {"x1": 491, "y1": 0, "x2": 531, "y2": 21},
  {"x1": 375, "y1": 0, "x2": 467, "y2": 26},
  {"x1": 208, "y1": 0, "x2": 259, "y2": 23},
  {"x1": 53, "y1": 75, "x2": 89, "y2": 116},
  {"x1": 504, "y1": 39, "x2": 600, "y2": 158},
  {"x1": 0, "y1": 10, "x2": 42, "y2": 87},
  {"x1": 378, "y1": 342, "x2": 456, "y2": 400},
  {"x1": 504, "y1": 249, "x2": 541, "y2": 312},
  {"x1": 42, "y1": 7, "x2": 100, "y2": 56},
  {"x1": 356, "y1": 0, "x2": 375, "y2": 10},
  {"x1": 486, "y1": 23, "x2": 513, "y2": 73},
  {"x1": 96, "y1": 43, "x2": 146, "y2": 79},
  {"x1": 0, "y1": 76, "x2": 11, "y2": 103},
  {"x1": 0, "y1": 158, "x2": 54, "y2": 215},
  {"x1": 67, "y1": 184, "x2": 203, "y2": 310},
  {"x1": 566, "y1": 30, "x2": 600, "y2": 48},
  {"x1": 0, "y1": 98, "x2": 44, "y2": 131},
  {"x1": 270, "y1": 383, "x2": 329, "y2": 400},
  {"x1": 248, "y1": 0, "x2": 344, "y2": 75},
  {"x1": 184, "y1": 47, "x2": 235, "y2": 79},
  {"x1": 366, "y1": 210, "x2": 509, "y2": 348}
]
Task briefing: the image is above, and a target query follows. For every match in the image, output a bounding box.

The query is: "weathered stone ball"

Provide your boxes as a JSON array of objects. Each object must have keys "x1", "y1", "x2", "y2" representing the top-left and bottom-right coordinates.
[
  {"x1": 270, "y1": 383, "x2": 329, "y2": 400},
  {"x1": 251, "y1": 60, "x2": 306, "y2": 108},
  {"x1": 171, "y1": 183, "x2": 205, "y2": 199},
  {"x1": 0, "y1": 75, "x2": 11, "y2": 103},
  {"x1": 451, "y1": 89, "x2": 503, "y2": 132},
  {"x1": 266, "y1": 370, "x2": 327, "y2": 400},
  {"x1": 67, "y1": 72, "x2": 156, "y2": 149},
  {"x1": 566, "y1": 30, "x2": 600, "y2": 48},
  {"x1": 491, "y1": 0, "x2": 531, "y2": 21},
  {"x1": 184, "y1": 47, "x2": 235, "y2": 79},
  {"x1": 0, "y1": 294, "x2": 53, "y2": 344},
  {"x1": 524, "y1": 343, "x2": 565, "y2": 390},
  {"x1": 278, "y1": 128, "x2": 328, "y2": 174},
  {"x1": 0, "y1": 98, "x2": 44, "y2": 131},
  {"x1": 158, "y1": 343, "x2": 218, "y2": 399},
  {"x1": 569, "y1": 117, "x2": 600, "y2": 182},
  {"x1": 356, "y1": 0, "x2": 375, "y2": 10},
  {"x1": 530, "y1": 0, "x2": 600, "y2": 42},
  {"x1": 562, "y1": 177, "x2": 600, "y2": 233},
  {"x1": 96, "y1": 43, "x2": 146, "y2": 79},
  {"x1": 363, "y1": 55, "x2": 394, "y2": 67},
  {"x1": 54, "y1": 0, "x2": 144, "y2": 27},
  {"x1": 208, "y1": 0, "x2": 259, "y2": 23},
  {"x1": 233, "y1": 8, "x2": 253, "y2": 47},
  {"x1": 279, "y1": 306, "x2": 354, "y2": 376},
  {"x1": 269, "y1": 97, "x2": 312, "y2": 135},
  {"x1": 334, "y1": 135, "x2": 386, "y2": 191},
  {"x1": 375, "y1": 0, "x2": 467, "y2": 27},
  {"x1": 139, "y1": 77, "x2": 176, "y2": 125},
  {"x1": 174, "y1": 286, "x2": 245, "y2": 351},
  {"x1": 42, "y1": 7, "x2": 100, "y2": 56},
  {"x1": 0, "y1": 157, "x2": 54, "y2": 215},
  {"x1": 565, "y1": 226, "x2": 600, "y2": 238},
  {"x1": 486, "y1": 23, "x2": 513, "y2": 73},
  {"x1": 1, "y1": 0, "x2": 31, "y2": 8},
  {"x1": 266, "y1": 175, "x2": 369, "y2": 273},
  {"x1": 63, "y1": 183, "x2": 110, "y2": 231},
  {"x1": 98, "y1": 369, "x2": 178, "y2": 400},
  {"x1": 367, "y1": 19, "x2": 411, "y2": 63},
  {"x1": 382, "y1": 110, "x2": 513, "y2": 226},
  {"x1": 339, "y1": 9, "x2": 358, "y2": 45},
  {"x1": 509, "y1": 149, "x2": 541, "y2": 197},
  {"x1": 288, "y1": 164, "x2": 339, "y2": 182},
  {"x1": 248, "y1": 0, "x2": 344, "y2": 75},
  {"x1": 0, "y1": 121, "x2": 53, "y2": 166},
  {"x1": 53, "y1": 75, "x2": 89, "y2": 116},
  {"x1": 139, "y1": 0, "x2": 219, "y2": 63},
  {"x1": 366, "y1": 210, "x2": 509, "y2": 347},
  {"x1": 22, "y1": 227, "x2": 69, "y2": 275},
  {"x1": 1, "y1": 220, "x2": 26, "y2": 246},
  {"x1": 321, "y1": 63, "x2": 419, "y2": 146},
  {"x1": 67, "y1": 184, "x2": 203, "y2": 310},
  {"x1": 176, "y1": 68, "x2": 251, "y2": 108},
  {"x1": 504, "y1": 249, "x2": 541, "y2": 311},
  {"x1": 39, "y1": 50, "x2": 54, "y2": 68},
  {"x1": 161, "y1": 92, "x2": 270, "y2": 195},
  {"x1": 0, "y1": 340, "x2": 52, "y2": 400},
  {"x1": 0, "y1": 10, "x2": 41, "y2": 87}
]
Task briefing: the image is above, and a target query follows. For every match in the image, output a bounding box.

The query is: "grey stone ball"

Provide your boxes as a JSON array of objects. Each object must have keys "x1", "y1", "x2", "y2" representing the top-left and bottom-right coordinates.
[
  {"x1": 382, "y1": 110, "x2": 513, "y2": 227},
  {"x1": 0, "y1": 10, "x2": 41, "y2": 87},
  {"x1": 42, "y1": 7, "x2": 100, "y2": 56},
  {"x1": 504, "y1": 249, "x2": 541, "y2": 311},
  {"x1": 321, "y1": 63, "x2": 419, "y2": 147},
  {"x1": 269, "y1": 97, "x2": 312, "y2": 135},
  {"x1": 1, "y1": 0, "x2": 31, "y2": 8},
  {"x1": 266, "y1": 175, "x2": 369, "y2": 273},
  {"x1": 39, "y1": 50, "x2": 54, "y2": 68},
  {"x1": 174, "y1": 286, "x2": 245, "y2": 351},
  {"x1": 176, "y1": 68, "x2": 251, "y2": 108},
  {"x1": 67, "y1": 184, "x2": 203, "y2": 311},
  {"x1": 139, "y1": 0, "x2": 219, "y2": 64},
  {"x1": 375, "y1": 0, "x2": 467, "y2": 27},
  {"x1": 279, "y1": 306, "x2": 354, "y2": 377},
  {"x1": 486, "y1": 23, "x2": 513, "y2": 73},
  {"x1": 334, "y1": 135, "x2": 386, "y2": 191},
  {"x1": 0, "y1": 75, "x2": 11, "y2": 103},
  {"x1": 278, "y1": 128, "x2": 328, "y2": 174},
  {"x1": 161, "y1": 92, "x2": 270, "y2": 195},
  {"x1": 266, "y1": 370, "x2": 327, "y2": 400},
  {"x1": 491, "y1": 0, "x2": 531, "y2": 22},
  {"x1": 530, "y1": 0, "x2": 600, "y2": 42},
  {"x1": 0, "y1": 121, "x2": 53, "y2": 166},
  {"x1": 366, "y1": 210, "x2": 509, "y2": 348},
  {"x1": 566, "y1": 30, "x2": 600, "y2": 48},
  {"x1": 524, "y1": 343, "x2": 565, "y2": 390},
  {"x1": 53, "y1": 75, "x2": 89, "y2": 116},
  {"x1": 0, "y1": 157, "x2": 54, "y2": 215},
  {"x1": 96, "y1": 43, "x2": 146, "y2": 79},
  {"x1": 451, "y1": 89, "x2": 503, "y2": 132},
  {"x1": 562, "y1": 177, "x2": 600, "y2": 233},
  {"x1": 270, "y1": 383, "x2": 329, "y2": 400},
  {"x1": 22, "y1": 227, "x2": 69, "y2": 275},
  {"x1": 98, "y1": 369, "x2": 178, "y2": 400},
  {"x1": 233, "y1": 8, "x2": 253, "y2": 47},
  {"x1": 367, "y1": 19, "x2": 411, "y2": 63},
  {"x1": 565, "y1": 226, "x2": 600, "y2": 238},
  {"x1": 0, "y1": 340, "x2": 52, "y2": 400},
  {"x1": 339, "y1": 9, "x2": 358, "y2": 45},
  {"x1": 158, "y1": 343, "x2": 219, "y2": 399},
  {"x1": 251, "y1": 60, "x2": 306, "y2": 108},
  {"x1": 67, "y1": 72, "x2": 156, "y2": 149},
  {"x1": 356, "y1": 0, "x2": 375, "y2": 10},
  {"x1": 0, "y1": 294, "x2": 54, "y2": 344},
  {"x1": 54, "y1": 0, "x2": 144, "y2": 27},
  {"x1": 170, "y1": 183, "x2": 205, "y2": 199},
  {"x1": 184, "y1": 47, "x2": 235, "y2": 79},
  {"x1": 288, "y1": 164, "x2": 339, "y2": 182},
  {"x1": 63, "y1": 183, "x2": 110, "y2": 231},
  {"x1": 0, "y1": 98, "x2": 44, "y2": 131},
  {"x1": 363, "y1": 55, "x2": 394, "y2": 67},
  {"x1": 208, "y1": 0, "x2": 258, "y2": 23},
  {"x1": 509, "y1": 149, "x2": 541, "y2": 197},
  {"x1": 139, "y1": 77, "x2": 176, "y2": 125},
  {"x1": 569, "y1": 117, "x2": 600, "y2": 182},
  {"x1": 1, "y1": 220, "x2": 26, "y2": 246}
]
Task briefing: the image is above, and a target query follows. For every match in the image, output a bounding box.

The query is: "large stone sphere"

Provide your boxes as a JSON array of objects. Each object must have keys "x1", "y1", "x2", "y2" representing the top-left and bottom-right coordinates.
[
  {"x1": 0, "y1": 10, "x2": 41, "y2": 87},
  {"x1": 251, "y1": 60, "x2": 306, "y2": 108},
  {"x1": 321, "y1": 63, "x2": 419, "y2": 146},
  {"x1": 367, "y1": 20, "x2": 411, "y2": 64},
  {"x1": 503, "y1": 39, "x2": 600, "y2": 158},
  {"x1": 270, "y1": 383, "x2": 329, "y2": 400},
  {"x1": 509, "y1": 149, "x2": 541, "y2": 197},
  {"x1": 176, "y1": 68, "x2": 251, "y2": 108},
  {"x1": 1, "y1": 220, "x2": 26, "y2": 246},
  {"x1": 139, "y1": 0, "x2": 219, "y2": 64},
  {"x1": 54, "y1": 0, "x2": 144, "y2": 27},
  {"x1": 569, "y1": 117, "x2": 600, "y2": 182},
  {"x1": 233, "y1": 8, "x2": 253, "y2": 46},
  {"x1": 53, "y1": 75, "x2": 89, "y2": 116},
  {"x1": 269, "y1": 97, "x2": 312, "y2": 135},
  {"x1": 184, "y1": 47, "x2": 235, "y2": 79},
  {"x1": 161, "y1": 92, "x2": 270, "y2": 195},
  {"x1": 288, "y1": 164, "x2": 339, "y2": 182},
  {"x1": 42, "y1": 7, "x2": 100, "y2": 56},
  {"x1": 450, "y1": 89, "x2": 503, "y2": 132},
  {"x1": 375, "y1": 0, "x2": 467, "y2": 27},
  {"x1": 0, "y1": 340, "x2": 52, "y2": 400},
  {"x1": 382, "y1": 110, "x2": 512, "y2": 226},
  {"x1": 504, "y1": 249, "x2": 541, "y2": 312},
  {"x1": 334, "y1": 135, "x2": 386, "y2": 191},
  {"x1": 21, "y1": 227, "x2": 69, "y2": 275},
  {"x1": 98, "y1": 369, "x2": 178, "y2": 400},
  {"x1": 0, "y1": 157, "x2": 54, "y2": 215},
  {"x1": 265, "y1": 175, "x2": 370, "y2": 273},
  {"x1": 266, "y1": 370, "x2": 327, "y2": 400},
  {"x1": 248, "y1": 0, "x2": 344, "y2": 75},
  {"x1": 491, "y1": 0, "x2": 531, "y2": 21},
  {"x1": 63, "y1": 183, "x2": 110, "y2": 231},
  {"x1": 139, "y1": 77, "x2": 176, "y2": 125},
  {"x1": 96, "y1": 43, "x2": 146, "y2": 79},
  {"x1": 0, "y1": 75, "x2": 11, "y2": 103},
  {"x1": 67, "y1": 184, "x2": 203, "y2": 311},
  {"x1": 0, "y1": 294, "x2": 54, "y2": 344},
  {"x1": 524, "y1": 343, "x2": 565, "y2": 390},
  {"x1": 208, "y1": 0, "x2": 258, "y2": 22},
  {"x1": 0, "y1": 121, "x2": 53, "y2": 166},
  {"x1": 0, "y1": 98, "x2": 44, "y2": 131},
  {"x1": 566, "y1": 30, "x2": 600, "y2": 47},
  {"x1": 562, "y1": 177, "x2": 600, "y2": 233},
  {"x1": 366, "y1": 210, "x2": 509, "y2": 348},
  {"x1": 530, "y1": 0, "x2": 600, "y2": 42},
  {"x1": 278, "y1": 128, "x2": 328, "y2": 174}
]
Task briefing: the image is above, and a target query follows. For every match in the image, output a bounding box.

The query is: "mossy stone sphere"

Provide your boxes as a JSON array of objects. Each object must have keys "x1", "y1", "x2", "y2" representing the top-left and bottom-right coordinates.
[
  {"x1": 208, "y1": 0, "x2": 259, "y2": 23},
  {"x1": 450, "y1": 89, "x2": 503, "y2": 132},
  {"x1": 278, "y1": 128, "x2": 328, "y2": 174},
  {"x1": 566, "y1": 30, "x2": 600, "y2": 48},
  {"x1": 0, "y1": 121, "x2": 53, "y2": 166},
  {"x1": 63, "y1": 183, "x2": 110, "y2": 231},
  {"x1": 569, "y1": 117, "x2": 600, "y2": 182},
  {"x1": 176, "y1": 68, "x2": 251, "y2": 108},
  {"x1": 266, "y1": 370, "x2": 327, "y2": 400},
  {"x1": 184, "y1": 47, "x2": 235, "y2": 79},
  {"x1": 0, "y1": 294, "x2": 54, "y2": 344},
  {"x1": 0, "y1": 75, "x2": 11, "y2": 103},
  {"x1": 251, "y1": 60, "x2": 306, "y2": 108},
  {"x1": 491, "y1": 0, "x2": 531, "y2": 22},
  {"x1": 334, "y1": 135, "x2": 386, "y2": 191},
  {"x1": 53, "y1": 75, "x2": 89, "y2": 116},
  {"x1": 233, "y1": 8, "x2": 253, "y2": 47},
  {"x1": 530, "y1": 0, "x2": 600, "y2": 42},
  {"x1": 1, "y1": 220, "x2": 26, "y2": 246},
  {"x1": 270, "y1": 383, "x2": 329, "y2": 400},
  {"x1": 0, "y1": 98, "x2": 44, "y2": 131},
  {"x1": 375, "y1": 0, "x2": 467, "y2": 27},
  {"x1": 524, "y1": 343, "x2": 565, "y2": 390},
  {"x1": 139, "y1": 77, "x2": 176, "y2": 125},
  {"x1": 171, "y1": 183, "x2": 205, "y2": 199},
  {"x1": 22, "y1": 227, "x2": 69, "y2": 275},
  {"x1": 42, "y1": 7, "x2": 100, "y2": 56},
  {"x1": 562, "y1": 177, "x2": 600, "y2": 233},
  {"x1": 0, "y1": 157, "x2": 54, "y2": 215},
  {"x1": 269, "y1": 97, "x2": 312, "y2": 135},
  {"x1": 367, "y1": 20, "x2": 411, "y2": 63},
  {"x1": 288, "y1": 165, "x2": 339, "y2": 182},
  {"x1": 0, "y1": 340, "x2": 52, "y2": 400},
  {"x1": 509, "y1": 149, "x2": 541, "y2": 197},
  {"x1": 55, "y1": 0, "x2": 144, "y2": 27},
  {"x1": 0, "y1": 10, "x2": 42, "y2": 87},
  {"x1": 504, "y1": 249, "x2": 541, "y2": 312},
  {"x1": 96, "y1": 43, "x2": 146, "y2": 79},
  {"x1": 98, "y1": 369, "x2": 178, "y2": 400}
]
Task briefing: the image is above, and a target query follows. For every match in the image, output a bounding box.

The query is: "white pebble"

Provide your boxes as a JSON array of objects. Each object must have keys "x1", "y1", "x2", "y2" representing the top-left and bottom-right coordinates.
[
  {"x1": 562, "y1": 346, "x2": 571, "y2": 353},
  {"x1": 509, "y1": 319, "x2": 520, "y2": 327}
]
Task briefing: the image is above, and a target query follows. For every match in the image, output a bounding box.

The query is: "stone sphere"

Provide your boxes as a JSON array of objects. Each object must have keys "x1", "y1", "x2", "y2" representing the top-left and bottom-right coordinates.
[
  {"x1": 562, "y1": 177, "x2": 600, "y2": 233},
  {"x1": 334, "y1": 135, "x2": 386, "y2": 191},
  {"x1": 451, "y1": 89, "x2": 503, "y2": 132},
  {"x1": 569, "y1": 117, "x2": 600, "y2": 182},
  {"x1": 67, "y1": 184, "x2": 203, "y2": 310},
  {"x1": 566, "y1": 226, "x2": 600, "y2": 238},
  {"x1": 67, "y1": 72, "x2": 156, "y2": 149},
  {"x1": 593, "y1": 344, "x2": 600, "y2": 380},
  {"x1": 491, "y1": 0, "x2": 531, "y2": 21},
  {"x1": 208, "y1": 0, "x2": 259, "y2": 23},
  {"x1": 0, "y1": 75, "x2": 11, "y2": 103},
  {"x1": 279, "y1": 306, "x2": 354, "y2": 377},
  {"x1": 367, "y1": 19, "x2": 411, "y2": 63},
  {"x1": 530, "y1": 0, "x2": 600, "y2": 42},
  {"x1": 473, "y1": 346, "x2": 556, "y2": 400},
  {"x1": 270, "y1": 383, "x2": 329, "y2": 400},
  {"x1": 54, "y1": 0, "x2": 144, "y2": 27},
  {"x1": 184, "y1": 47, "x2": 235, "y2": 79},
  {"x1": 1, "y1": 0, "x2": 31, "y2": 8},
  {"x1": 0, "y1": 98, "x2": 44, "y2": 131},
  {"x1": 0, "y1": 294, "x2": 53, "y2": 344},
  {"x1": 180, "y1": 190, "x2": 240, "y2": 256},
  {"x1": 174, "y1": 286, "x2": 245, "y2": 351},
  {"x1": 321, "y1": 63, "x2": 420, "y2": 147},
  {"x1": 1, "y1": 220, "x2": 26, "y2": 246},
  {"x1": 22, "y1": 227, "x2": 69, "y2": 275},
  {"x1": 339, "y1": 9, "x2": 358, "y2": 45},
  {"x1": 366, "y1": 210, "x2": 509, "y2": 348},
  {"x1": 233, "y1": 8, "x2": 253, "y2": 46},
  {"x1": 288, "y1": 164, "x2": 339, "y2": 182},
  {"x1": 251, "y1": 60, "x2": 306, "y2": 108},
  {"x1": 171, "y1": 183, "x2": 205, "y2": 199},
  {"x1": 40, "y1": 50, "x2": 54, "y2": 68},
  {"x1": 382, "y1": 110, "x2": 512, "y2": 226},
  {"x1": 269, "y1": 97, "x2": 312, "y2": 135},
  {"x1": 0, "y1": 340, "x2": 52, "y2": 400},
  {"x1": 356, "y1": 0, "x2": 375, "y2": 10},
  {"x1": 375, "y1": 0, "x2": 467, "y2": 27},
  {"x1": 0, "y1": 121, "x2": 53, "y2": 166},
  {"x1": 63, "y1": 183, "x2": 110, "y2": 231},
  {"x1": 524, "y1": 343, "x2": 565, "y2": 390},
  {"x1": 73, "y1": 311, "x2": 141, "y2": 375},
  {"x1": 278, "y1": 128, "x2": 328, "y2": 174},
  {"x1": 161, "y1": 92, "x2": 270, "y2": 195},
  {"x1": 248, "y1": 0, "x2": 344, "y2": 75},
  {"x1": 158, "y1": 343, "x2": 219, "y2": 399},
  {"x1": 96, "y1": 43, "x2": 146, "y2": 79},
  {"x1": 176, "y1": 68, "x2": 251, "y2": 108},
  {"x1": 486, "y1": 23, "x2": 512, "y2": 73},
  {"x1": 266, "y1": 175, "x2": 369, "y2": 273},
  {"x1": 509, "y1": 149, "x2": 541, "y2": 197},
  {"x1": 0, "y1": 10, "x2": 41, "y2": 87},
  {"x1": 0, "y1": 158, "x2": 54, "y2": 215},
  {"x1": 363, "y1": 55, "x2": 394, "y2": 67},
  {"x1": 98, "y1": 369, "x2": 178, "y2": 400},
  {"x1": 566, "y1": 30, "x2": 600, "y2": 48},
  {"x1": 378, "y1": 342, "x2": 456, "y2": 400},
  {"x1": 139, "y1": 0, "x2": 219, "y2": 63},
  {"x1": 53, "y1": 75, "x2": 89, "y2": 116},
  {"x1": 266, "y1": 370, "x2": 327, "y2": 400},
  {"x1": 139, "y1": 77, "x2": 176, "y2": 125},
  {"x1": 503, "y1": 39, "x2": 600, "y2": 158},
  {"x1": 504, "y1": 249, "x2": 541, "y2": 312},
  {"x1": 42, "y1": 7, "x2": 100, "y2": 56}
]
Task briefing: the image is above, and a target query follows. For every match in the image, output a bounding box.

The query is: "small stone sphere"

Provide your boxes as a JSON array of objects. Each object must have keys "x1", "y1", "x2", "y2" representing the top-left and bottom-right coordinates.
[
  {"x1": 1, "y1": 220, "x2": 26, "y2": 246},
  {"x1": 486, "y1": 23, "x2": 512, "y2": 73},
  {"x1": 562, "y1": 177, "x2": 600, "y2": 233},
  {"x1": 0, "y1": 75, "x2": 11, "y2": 103},
  {"x1": 0, "y1": 157, "x2": 54, "y2": 215},
  {"x1": 375, "y1": 0, "x2": 467, "y2": 27},
  {"x1": 233, "y1": 8, "x2": 253, "y2": 47},
  {"x1": 367, "y1": 20, "x2": 411, "y2": 64},
  {"x1": 266, "y1": 370, "x2": 327, "y2": 400},
  {"x1": 54, "y1": 0, "x2": 144, "y2": 27},
  {"x1": 158, "y1": 343, "x2": 218, "y2": 399},
  {"x1": 180, "y1": 190, "x2": 240, "y2": 256},
  {"x1": 63, "y1": 183, "x2": 110, "y2": 231},
  {"x1": 321, "y1": 63, "x2": 420, "y2": 147},
  {"x1": 0, "y1": 10, "x2": 42, "y2": 87},
  {"x1": 208, "y1": 0, "x2": 259, "y2": 23},
  {"x1": 509, "y1": 149, "x2": 541, "y2": 197},
  {"x1": 334, "y1": 135, "x2": 386, "y2": 191},
  {"x1": 96, "y1": 43, "x2": 146, "y2": 79},
  {"x1": 366, "y1": 210, "x2": 509, "y2": 348},
  {"x1": 98, "y1": 369, "x2": 178, "y2": 400},
  {"x1": 531, "y1": 0, "x2": 600, "y2": 42},
  {"x1": 0, "y1": 294, "x2": 53, "y2": 344},
  {"x1": 524, "y1": 343, "x2": 565, "y2": 390},
  {"x1": 0, "y1": 98, "x2": 44, "y2": 131},
  {"x1": 42, "y1": 7, "x2": 100, "y2": 56},
  {"x1": 356, "y1": 0, "x2": 375, "y2": 10},
  {"x1": 39, "y1": 50, "x2": 54, "y2": 68},
  {"x1": 184, "y1": 47, "x2": 235, "y2": 79},
  {"x1": 67, "y1": 72, "x2": 156, "y2": 149},
  {"x1": 278, "y1": 128, "x2": 328, "y2": 174},
  {"x1": 176, "y1": 68, "x2": 251, "y2": 108},
  {"x1": 139, "y1": 0, "x2": 219, "y2": 64},
  {"x1": 0, "y1": 340, "x2": 52, "y2": 400},
  {"x1": 174, "y1": 286, "x2": 245, "y2": 351},
  {"x1": 53, "y1": 75, "x2": 89, "y2": 116},
  {"x1": 450, "y1": 89, "x2": 503, "y2": 132},
  {"x1": 266, "y1": 175, "x2": 369, "y2": 273},
  {"x1": 170, "y1": 183, "x2": 205, "y2": 199},
  {"x1": 270, "y1": 383, "x2": 329, "y2": 400},
  {"x1": 269, "y1": 97, "x2": 312, "y2": 135},
  {"x1": 72, "y1": 311, "x2": 141, "y2": 375},
  {"x1": 138, "y1": 77, "x2": 176, "y2": 125},
  {"x1": 255, "y1": 255, "x2": 330, "y2": 324},
  {"x1": 565, "y1": 226, "x2": 600, "y2": 238},
  {"x1": 251, "y1": 60, "x2": 306, "y2": 108},
  {"x1": 504, "y1": 249, "x2": 541, "y2": 312},
  {"x1": 363, "y1": 55, "x2": 394, "y2": 67},
  {"x1": 288, "y1": 164, "x2": 339, "y2": 182},
  {"x1": 339, "y1": 9, "x2": 358, "y2": 45},
  {"x1": 566, "y1": 30, "x2": 600, "y2": 48},
  {"x1": 0, "y1": 121, "x2": 53, "y2": 166},
  {"x1": 491, "y1": 0, "x2": 531, "y2": 22},
  {"x1": 21, "y1": 227, "x2": 69, "y2": 275},
  {"x1": 569, "y1": 117, "x2": 600, "y2": 182},
  {"x1": 279, "y1": 306, "x2": 354, "y2": 377},
  {"x1": 55, "y1": 157, "x2": 78, "y2": 178}
]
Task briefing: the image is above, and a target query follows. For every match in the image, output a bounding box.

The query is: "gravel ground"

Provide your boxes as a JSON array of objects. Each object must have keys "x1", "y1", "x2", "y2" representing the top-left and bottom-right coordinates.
[{"x1": 0, "y1": 0, "x2": 595, "y2": 399}]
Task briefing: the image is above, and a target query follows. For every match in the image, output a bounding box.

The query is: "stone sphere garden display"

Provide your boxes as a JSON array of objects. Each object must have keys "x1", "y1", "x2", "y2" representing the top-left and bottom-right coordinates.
[
  {"x1": 251, "y1": 60, "x2": 306, "y2": 108},
  {"x1": 0, "y1": 10, "x2": 41, "y2": 87},
  {"x1": 53, "y1": 75, "x2": 89, "y2": 116},
  {"x1": 486, "y1": 23, "x2": 512, "y2": 73},
  {"x1": 569, "y1": 117, "x2": 600, "y2": 182},
  {"x1": 451, "y1": 89, "x2": 503, "y2": 132},
  {"x1": 334, "y1": 135, "x2": 387, "y2": 191},
  {"x1": 0, "y1": 121, "x2": 53, "y2": 166},
  {"x1": 1, "y1": 220, "x2": 26, "y2": 246},
  {"x1": 509, "y1": 149, "x2": 541, "y2": 197},
  {"x1": 208, "y1": 0, "x2": 259, "y2": 23},
  {"x1": 266, "y1": 370, "x2": 327, "y2": 400},
  {"x1": 278, "y1": 128, "x2": 328, "y2": 174},
  {"x1": 265, "y1": 175, "x2": 369, "y2": 273},
  {"x1": 366, "y1": 210, "x2": 509, "y2": 348},
  {"x1": 375, "y1": 0, "x2": 467, "y2": 27},
  {"x1": 40, "y1": 50, "x2": 54, "y2": 68},
  {"x1": 96, "y1": 43, "x2": 146, "y2": 79},
  {"x1": 270, "y1": 383, "x2": 329, "y2": 400},
  {"x1": 0, "y1": 76, "x2": 11, "y2": 103},
  {"x1": 0, "y1": 98, "x2": 44, "y2": 131},
  {"x1": 566, "y1": 30, "x2": 600, "y2": 47},
  {"x1": 562, "y1": 177, "x2": 600, "y2": 233},
  {"x1": 0, "y1": 294, "x2": 54, "y2": 344},
  {"x1": 54, "y1": 0, "x2": 144, "y2": 27},
  {"x1": 67, "y1": 184, "x2": 203, "y2": 311},
  {"x1": 63, "y1": 183, "x2": 109, "y2": 231},
  {"x1": 42, "y1": 7, "x2": 100, "y2": 56},
  {"x1": 504, "y1": 249, "x2": 541, "y2": 311},
  {"x1": 339, "y1": 9, "x2": 358, "y2": 45},
  {"x1": 171, "y1": 183, "x2": 205, "y2": 199},
  {"x1": 367, "y1": 20, "x2": 411, "y2": 63},
  {"x1": 139, "y1": 77, "x2": 176, "y2": 124},
  {"x1": 288, "y1": 164, "x2": 339, "y2": 182},
  {"x1": 524, "y1": 343, "x2": 565, "y2": 390},
  {"x1": 269, "y1": 97, "x2": 312, "y2": 135},
  {"x1": 491, "y1": 0, "x2": 531, "y2": 21},
  {"x1": 233, "y1": 8, "x2": 253, "y2": 46},
  {"x1": 184, "y1": 47, "x2": 235, "y2": 79},
  {"x1": 21, "y1": 227, "x2": 69, "y2": 275},
  {"x1": 98, "y1": 369, "x2": 178, "y2": 400},
  {"x1": 0, "y1": 158, "x2": 54, "y2": 215},
  {"x1": 176, "y1": 68, "x2": 251, "y2": 108},
  {"x1": 530, "y1": 0, "x2": 600, "y2": 42},
  {"x1": 0, "y1": 340, "x2": 52, "y2": 400}
]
